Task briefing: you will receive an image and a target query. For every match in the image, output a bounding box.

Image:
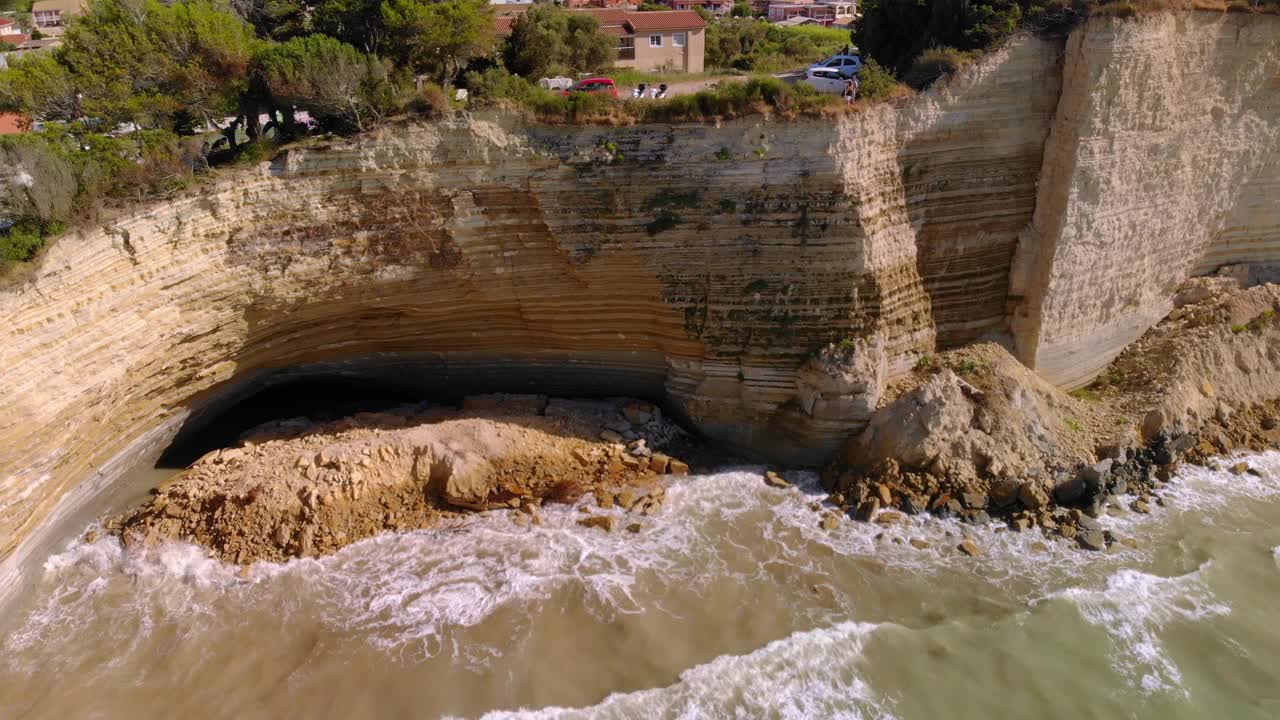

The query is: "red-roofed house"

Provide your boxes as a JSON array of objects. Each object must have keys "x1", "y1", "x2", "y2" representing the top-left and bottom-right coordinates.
[
  {"x1": 586, "y1": 9, "x2": 706, "y2": 73},
  {"x1": 496, "y1": 9, "x2": 706, "y2": 73},
  {"x1": 0, "y1": 18, "x2": 25, "y2": 37},
  {"x1": 0, "y1": 113, "x2": 30, "y2": 134}
]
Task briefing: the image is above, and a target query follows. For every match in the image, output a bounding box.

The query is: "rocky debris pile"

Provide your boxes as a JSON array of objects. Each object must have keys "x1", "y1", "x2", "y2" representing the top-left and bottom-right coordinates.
[
  {"x1": 819, "y1": 279, "x2": 1280, "y2": 553},
  {"x1": 572, "y1": 483, "x2": 669, "y2": 534},
  {"x1": 108, "y1": 396, "x2": 694, "y2": 564}
]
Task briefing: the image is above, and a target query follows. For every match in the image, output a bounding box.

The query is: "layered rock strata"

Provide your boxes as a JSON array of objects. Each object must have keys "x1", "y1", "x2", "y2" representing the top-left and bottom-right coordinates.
[
  {"x1": 1010, "y1": 12, "x2": 1280, "y2": 388},
  {"x1": 2, "y1": 13, "x2": 1280, "y2": 578}
]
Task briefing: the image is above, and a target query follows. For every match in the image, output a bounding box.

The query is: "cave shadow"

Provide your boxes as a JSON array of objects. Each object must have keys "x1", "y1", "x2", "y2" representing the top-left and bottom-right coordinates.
[{"x1": 154, "y1": 357, "x2": 722, "y2": 474}]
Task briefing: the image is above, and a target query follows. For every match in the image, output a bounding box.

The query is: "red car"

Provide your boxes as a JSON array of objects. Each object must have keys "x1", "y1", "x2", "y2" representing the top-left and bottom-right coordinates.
[{"x1": 560, "y1": 78, "x2": 619, "y2": 99}]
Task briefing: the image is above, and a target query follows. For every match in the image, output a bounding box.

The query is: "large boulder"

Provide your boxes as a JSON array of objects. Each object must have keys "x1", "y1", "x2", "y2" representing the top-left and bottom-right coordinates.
[{"x1": 795, "y1": 335, "x2": 887, "y2": 423}]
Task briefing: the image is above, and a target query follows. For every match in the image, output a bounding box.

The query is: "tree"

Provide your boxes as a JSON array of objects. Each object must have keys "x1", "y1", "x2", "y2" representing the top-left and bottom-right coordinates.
[
  {"x1": 502, "y1": 5, "x2": 613, "y2": 81},
  {"x1": 251, "y1": 35, "x2": 400, "y2": 133},
  {"x1": 0, "y1": 52, "x2": 81, "y2": 121},
  {"x1": 55, "y1": 0, "x2": 259, "y2": 132},
  {"x1": 382, "y1": 0, "x2": 495, "y2": 88},
  {"x1": 730, "y1": 0, "x2": 751, "y2": 17},
  {"x1": 0, "y1": 135, "x2": 76, "y2": 226},
  {"x1": 855, "y1": 0, "x2": 1049, "y2": 74}
]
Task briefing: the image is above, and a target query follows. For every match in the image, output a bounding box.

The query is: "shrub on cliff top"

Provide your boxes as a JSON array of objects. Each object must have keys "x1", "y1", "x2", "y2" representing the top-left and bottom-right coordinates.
[{"x1": 904, "y1": 47, "x2": 976, "y2": 90}]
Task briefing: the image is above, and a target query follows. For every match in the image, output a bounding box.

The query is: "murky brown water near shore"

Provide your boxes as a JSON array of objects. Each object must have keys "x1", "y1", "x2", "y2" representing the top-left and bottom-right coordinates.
[{"x1": 3, "y1": 453, "x2": 1280, "y2": 719}]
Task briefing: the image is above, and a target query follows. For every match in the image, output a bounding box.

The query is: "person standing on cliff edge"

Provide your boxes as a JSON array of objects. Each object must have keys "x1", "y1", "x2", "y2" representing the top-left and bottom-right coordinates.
[{"x1": 843, "y1": 75, "x2": 859, "y2": 105}]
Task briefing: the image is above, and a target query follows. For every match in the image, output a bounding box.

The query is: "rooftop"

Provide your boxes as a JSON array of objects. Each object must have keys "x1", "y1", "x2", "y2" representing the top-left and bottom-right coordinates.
[
  {"x1": 496, "y1": 8, "x2": 705, "y2": 37},
  {"x1": 620, "y1": 10, "x2": 706, "y2": 31},
  {"x1": 32, "y1": 0, "x2": 87, "y2": 13}
]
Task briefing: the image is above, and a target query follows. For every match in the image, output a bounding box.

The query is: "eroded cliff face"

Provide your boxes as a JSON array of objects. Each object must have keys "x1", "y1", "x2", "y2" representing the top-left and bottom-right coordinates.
[
  {"x1": 1, "y1": 13, "x2": 1278, "y2": 571},
  {"x1": 1010, "y1": 12, "x2": 1280, "y2": 388}
]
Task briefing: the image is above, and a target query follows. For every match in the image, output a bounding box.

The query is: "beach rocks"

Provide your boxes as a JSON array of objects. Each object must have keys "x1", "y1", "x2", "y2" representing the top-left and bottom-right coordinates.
[
  {"x1": 764, "y1": 471, "x2": 791, "y2": 489},
  {"x1": 957, "y1": 538, "x2": 982, "y2": 557},
  {"x1": 1018, "y1": 482, "x2": 1049, "y2": 511},
  {"x1": 820, "y1": 512, "x2": 841, "y2": 531},
  {"x1": 1077, "y1": 529, "x2": 1106, "y2": 551},
  {"x1": 854, "y1": 498, "x2": 880, "y2": 521},
  {"x1": 577, "y1": 515, "x2": 617, "y2": 532}
]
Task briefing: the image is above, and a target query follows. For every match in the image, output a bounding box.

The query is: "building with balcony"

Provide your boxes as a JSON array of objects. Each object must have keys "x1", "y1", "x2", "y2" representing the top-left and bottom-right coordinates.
[
  {"x1": 766, "y1": 0, "x2": 854, "y2": 26},
  {"x1": 31, "y1": 0, "x2": 87, "y2": 28}
]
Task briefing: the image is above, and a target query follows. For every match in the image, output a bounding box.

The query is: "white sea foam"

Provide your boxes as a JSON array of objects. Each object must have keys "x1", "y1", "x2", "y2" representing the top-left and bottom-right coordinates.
[
  {"x1": 5, "y1": 457, "x2": 1277, "y2": 713},
  {"x1": 474, "y1": 621, "x2": 894, "y2": 720},
  {"x1": 1051, "y1": 565, "x2": 1230, "y2": 696}
]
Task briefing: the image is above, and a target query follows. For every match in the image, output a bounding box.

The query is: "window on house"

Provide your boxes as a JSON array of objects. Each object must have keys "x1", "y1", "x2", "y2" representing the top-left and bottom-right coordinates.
[
  {"x1": 649, "y1": 34, "x2": 663, "y2": 47},
  {"x1": 673, "y1": 31, "x2": 687, "y2": 47},
  {"x1": 618, "y1": 36, "x2": 635, "y2": 60}
]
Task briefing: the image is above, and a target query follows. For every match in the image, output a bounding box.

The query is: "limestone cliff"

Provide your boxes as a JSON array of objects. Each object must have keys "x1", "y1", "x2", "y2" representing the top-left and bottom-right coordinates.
[
  {"x1": 1, "y1": 13, "x2": 1278, "y2": 574},
  {"x1": 1010, "y1": 12, "x2": 1280, "y2": 388}
]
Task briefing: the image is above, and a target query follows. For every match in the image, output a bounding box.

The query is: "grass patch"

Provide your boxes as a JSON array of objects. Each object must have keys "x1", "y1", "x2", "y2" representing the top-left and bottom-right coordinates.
[
  {"x1": 1069, "y1": 387, "x2": 1101, "y2": 401},
  {"x1": 1064, "y1": 418, "x2": 1084, "y2": 433},
  {"x1": 916, "y1": 354, "x2": 934, "y2": 370},
  {"x1": 1231, "y1": 324, "x2": 1248, "y2": 334},
  {"x1": 951, "y1": 357, "x2": 983, "y2": 375}
]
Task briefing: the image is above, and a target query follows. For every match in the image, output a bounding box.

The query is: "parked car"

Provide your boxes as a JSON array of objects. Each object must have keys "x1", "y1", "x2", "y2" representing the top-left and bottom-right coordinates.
[
  {"x1": 561, "y1": 78, "x2": 619, "y2": 99},
  {"x1": 803, "y1": 67, "x2": 850, "y2": 94},
  {"x1": 539, "y1": 76, "x2": 574, "y2": 91},
  {"x1": 808, "y1": 53, "x2": 863, "y2": 78}
]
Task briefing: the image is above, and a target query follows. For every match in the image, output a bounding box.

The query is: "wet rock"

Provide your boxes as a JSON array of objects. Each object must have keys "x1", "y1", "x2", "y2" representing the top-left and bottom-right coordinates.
[
  {"x1": 1077, "y1": 530, "x2": 1106, "y2": 551},
  {"x1": 961, "y1": 492, "x2": 987, "y2": 510},
  {"x1": 626, "y1": 439, "x2": 651, "y2": 458},
  {"x1": 1011, "y1": 517, "x2": 1031, "y2": 532},
  {"x1": 600, "y1": 429, "x2": 624, "y2": 443},
  {"x1": 648, "y1": 454, "x2": 670, "y2": 474},
  {"x1": 910, "y1": 538, "x2": 930, "y2": 550},
  {"x1": 1018, "y1": 482, "x2": 1049, "y2": 511},
  {"x1": 616, "y1": 490, "x2": 637, "y2": 510},
  {"x1": 1076, "y1": 514, "x2": 1102, "y2": 532},
  {"x1": 1081, "y1": 459, "x2": 1113, "y2": 490},
  {"x1": 875, "y1": 511, "x2": 905, "y2": 525},
  {"x1": 764, "y1": 471, "x2": 791, "y2": 489},
  {"x1": 877, "y1": 484, "x2": 893, "y2": 506},
  {"x1": 1031, "y1": 542, "x2": 1049, "y2": 552},
  {"x1": 1229, "y1": 461, "x2": 1250, "y2": 476},
  {"x1": 957, "y1": 538, "x2": 982, "y2": 557},
  {"x1": 1118, "y1": 537, "x2": 1139, "y2": 549},
  {"x1": 1132, "y1": 499, "x2": 1152, "y2": 514},
  {"x1": 626, "y1": 522, "x2": 642, "y2": 534},
  {"x1": 668, "y1": 459, "x2": 690, "y2": 475},
  {"x1": 820, "y1": 513, "x2": 841, "y2": 531},
  {"x1": 901, "y1": 495, "x2": 927, "y2": 515},
  {"x1": 854, "y1": 498, "x2": 880, "y2": 521},
  {"x1": 577, "y1": 515, "x2": 617, "y2": 532},
  {"x1": 988, "y1": 479, "x2": 1019, "y2": 508},
  {"x1": 1054, "y1": 473, "x2": 1087, "y2": 505},
  {"x1": 1110, "y1": 478, "x2": 1128, "y2": 496}
]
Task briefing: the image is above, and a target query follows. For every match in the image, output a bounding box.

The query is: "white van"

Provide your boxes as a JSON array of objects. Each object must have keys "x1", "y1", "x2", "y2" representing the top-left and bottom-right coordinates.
[
  {"x1": 808, "y1": 53, "x2": 863, "y2": 78},
  {"x1": 803, "y1": 67, "x2": 850, "y2": 94}
]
